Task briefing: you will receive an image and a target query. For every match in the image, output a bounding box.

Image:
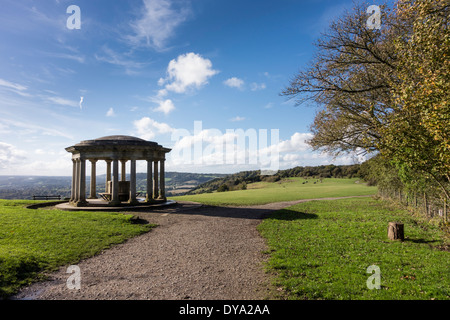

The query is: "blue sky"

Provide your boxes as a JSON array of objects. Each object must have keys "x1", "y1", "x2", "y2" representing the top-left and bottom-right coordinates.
[{"x1": 0, "y1": 0, "x2": 371, "y2": 176}]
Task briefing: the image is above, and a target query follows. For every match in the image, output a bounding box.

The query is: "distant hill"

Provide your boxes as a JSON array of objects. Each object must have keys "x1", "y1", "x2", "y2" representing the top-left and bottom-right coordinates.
[
  {"x1": 0, "y1": 172, "x2": 226, "y2": 200},
  {"x1": 186, "y1": 164, "x2": 362, "y2": 195},
  {"x1": 0, "y1": 164, "x2": 363, "y2": 200}
]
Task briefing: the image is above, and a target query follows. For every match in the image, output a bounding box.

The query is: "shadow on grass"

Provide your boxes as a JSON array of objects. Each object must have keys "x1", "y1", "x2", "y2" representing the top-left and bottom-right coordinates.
[
  {"x1": 404, "y1": 238, "x2": 441, "y2": 244},
  {"x1": 141, "y1": 202, "x2": 319, "y2": 221},
  {"x1": 267, "y1": 208, "x2": 319, "y2": 221}
]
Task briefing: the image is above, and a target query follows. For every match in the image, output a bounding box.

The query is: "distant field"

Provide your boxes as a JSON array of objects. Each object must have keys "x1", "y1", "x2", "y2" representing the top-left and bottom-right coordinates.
[
  {"x1": 171, "y1": 178, "x2": 377, "y2": 206},
  {"x1": 0, "y1": 200, "x2": 154, "y2": 298}
]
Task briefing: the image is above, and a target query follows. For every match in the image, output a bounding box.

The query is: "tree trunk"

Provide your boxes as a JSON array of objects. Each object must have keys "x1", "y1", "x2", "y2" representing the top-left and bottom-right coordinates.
[{"x1": 388, "y1": 222, "x2": 404, "y2": 241}]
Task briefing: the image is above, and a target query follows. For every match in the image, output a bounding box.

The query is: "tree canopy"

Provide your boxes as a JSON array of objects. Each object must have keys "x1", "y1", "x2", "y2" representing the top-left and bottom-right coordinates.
[{"x1": 282, "y1": 0, "x2": 449, "y2": 200}]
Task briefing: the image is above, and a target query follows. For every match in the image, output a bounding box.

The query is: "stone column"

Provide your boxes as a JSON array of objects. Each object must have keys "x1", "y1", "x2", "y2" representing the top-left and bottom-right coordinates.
[
  {"x1": 128, "y1": 159, "x2": 138, "y2": 204},
  {"x1": 153, "y1": 160, "x2": 159, "y2": 199},
  {"x1": 158, "y1": 160, "x2": 166, "y2": 200},
  {"x1": 121, "y1": 160, "x2": 127, "y2": 181},
  {"x1": 88, "y1": 159, "x2": 97, "y2": 199},
  {"x1": 70, "y1": 159, "x2": 76, "y2": 203},
  {"x1": 110, "y1": 158, "x2": 120, "y2": 206},
  {"x1": 146, "y1": 159, "x2": 153, "y2": 202},
  {"x1": 76, "y1": 157, "x2": 87, "y2": 207},
  {"x1": 74, "y1": 158, "x2": 80, "y2": 204},
  {"x1": 105, "y1": 160, "x2": 112, "y2": 193}
]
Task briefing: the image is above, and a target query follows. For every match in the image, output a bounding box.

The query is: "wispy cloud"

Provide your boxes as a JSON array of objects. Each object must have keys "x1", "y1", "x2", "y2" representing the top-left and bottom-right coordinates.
[
  {"x1": 0, "y1": 78, "x2": 27, "y2": 91},
  {"x1": 127, "y1": 0, "x2": 191, "y2": 50},
  {"x1": 45, "y1": 96, "x2": 79, "y2": 108},
  {"x1": 250, "y1": 82, "x2": 266, "y2": 91},
  {"x1": 0, "y1": 78, "x2": 30, "y2": 97},
  {"x1": 0, "y1": 118, "x2": 74, "y2": 140},
  {"x1": 95, "y1": 46, "x2": 147, "y2": 75},
  {"x1": 230, "y1": 116, "x2": 245, "y2": 122}
]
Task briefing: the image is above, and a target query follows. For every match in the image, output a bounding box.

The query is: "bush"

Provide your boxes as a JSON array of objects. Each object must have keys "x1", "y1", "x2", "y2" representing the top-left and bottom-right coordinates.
[{"x1": 217, "y1": 184, "x2": 229, "y2": 192}]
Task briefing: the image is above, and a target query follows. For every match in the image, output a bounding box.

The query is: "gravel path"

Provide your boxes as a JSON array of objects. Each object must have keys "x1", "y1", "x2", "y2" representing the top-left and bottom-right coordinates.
[{"x1": 12, "y1": 196, "x2": 370, "y2": 300}]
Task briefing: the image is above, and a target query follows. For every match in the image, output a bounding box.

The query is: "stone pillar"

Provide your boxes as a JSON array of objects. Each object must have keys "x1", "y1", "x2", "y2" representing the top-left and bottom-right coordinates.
[
  {"x1": 121, "y1": 160, "x2": 127, "y2": 182},
  {"x1": 88, "y1": 159, "x2": 97, "y2": 199},
  {"x1": 153, "y1": 160, "x2": 159, "y2": 199},
  {"x1": 74, "y1": 158, "x2": 80, "y2": 204},
  {"x1": 110, "y1": 158, "x2": 120, "y2": 206},
  {"x1": 158, "y1": 160, "x2": 166, "y2": 200},
  {"x1": 70, "y1": 159, "x2": 76, "y2": 203},
  {"x1": 146, "y1": 159, "x2": 153, "y2": 202},
  {"x1": 105, "y1": 160, "x2": 112, "y2": 193},
  {"x1": 128, "y1": 159, "x2": 138, "y2": 204},
  {"x1": 75, "y1": 157, "x2": 87, "y2": 207}
]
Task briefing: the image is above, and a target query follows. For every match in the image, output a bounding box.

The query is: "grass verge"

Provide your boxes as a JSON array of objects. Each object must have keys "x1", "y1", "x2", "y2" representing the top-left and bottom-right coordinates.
[
  {"x1": 0, "y1": 200, "x2": 154, "y2": 298},
  {"x1": 257, "y1": 197, "x2": 449, "y2": 300}
]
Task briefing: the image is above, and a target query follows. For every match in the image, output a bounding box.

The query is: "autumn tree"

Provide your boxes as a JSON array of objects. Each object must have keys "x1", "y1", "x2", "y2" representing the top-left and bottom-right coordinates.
[
  {"x1": 282, "y1": 0, "x2": 449, "y2": 200},
  {"x1": 382, "y1": 0, "x2": 450, "y2": 199},
  {"x1": 281, "y1": 1, "x2": 399, "y2": 156}
]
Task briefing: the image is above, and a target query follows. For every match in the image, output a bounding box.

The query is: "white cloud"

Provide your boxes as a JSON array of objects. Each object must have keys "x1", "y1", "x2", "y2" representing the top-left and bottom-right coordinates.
[
  {"x1": 154, "y1": 99, "x2": 175, "y2": 115},
  {"x1": 159, "y1": 52, "x2": 218, "y2": 94},
  {"x1": 128, "y1": 0, "x2": 190, "y2": 50},
  {"x1": 106, "y1": 107, "x2": 116, "y2": 117},
  {"x1": 230, "y1": 116, "x2": 245, "y2": 122},
  {"x1": 276, "y1": 132, "x2": 313, "y2": 153},
  {"x1": 133, "y1": 117, "x2": 174, "y2": 140},
  {"x1": 224, "y1": 77, "x2": 244, "y2": 89},
  {"x1": 79, "y1": 96, "x2": 84, "y2": 109},
  {"x1": 0, "y1": 142, "x2": 27, "y2": 170}
]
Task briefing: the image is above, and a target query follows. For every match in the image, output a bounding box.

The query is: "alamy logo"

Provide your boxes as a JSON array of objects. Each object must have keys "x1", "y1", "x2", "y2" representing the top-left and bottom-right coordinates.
[
  {"x1": 366, "y1": 5, "x2": 381, "y2": 30},
  {"x1": 366, "y1": 265, "x2": 381, "y2": 290},
  {"x1": 66, "y1": 265, "x2": 81, "y2": 290},
  {"x1": 66, "y1": 5, "x2": 81, "y2": 30}
]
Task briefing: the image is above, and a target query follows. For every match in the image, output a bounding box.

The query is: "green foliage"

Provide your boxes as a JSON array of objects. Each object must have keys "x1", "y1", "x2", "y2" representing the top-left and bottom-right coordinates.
[
  {"x1": 282, "y1": 0, "x2": 449, "y2": 201},
  {"x1": 0, "y1": 200, "x2": 154, "y2": 298},
  {"x1": 382, "y1": 0, "x2": 450, "y2": 199},
  {"x1": 258, "y1": 197, "x2": 450, "y2": 299},
  {"x1": 217, "y1": 184, "x2": 229, "y2": 192}
]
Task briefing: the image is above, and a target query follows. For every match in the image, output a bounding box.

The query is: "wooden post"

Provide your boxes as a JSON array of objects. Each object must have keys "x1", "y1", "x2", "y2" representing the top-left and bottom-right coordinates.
[
  {"x1": 444, "y1": 198, "x2": 447, "y2": 222},
  {"x1": 388, "y1": 222, "x2": 404, "y2": 241},
  {"x1": 424, "y1": 193, "x2": 428, "y2": 216}
]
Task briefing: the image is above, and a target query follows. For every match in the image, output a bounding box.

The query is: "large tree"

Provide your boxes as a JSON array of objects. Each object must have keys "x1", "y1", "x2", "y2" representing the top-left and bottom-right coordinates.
[
  {"x1": 282, "y1": 0, "x2": 449, "y2": 199},
  {"x1": 382, "y1": 0, "x2": 450, "y2": 198},
  {"x1": 281, "y1": 1, "x2": 399, "y2": 156}
]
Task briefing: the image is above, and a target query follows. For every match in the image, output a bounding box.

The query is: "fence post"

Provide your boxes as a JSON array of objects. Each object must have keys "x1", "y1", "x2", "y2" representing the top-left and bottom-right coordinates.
[
  {"x1": 444, "y1": 198, "x2": 447, "y2": 222},
  {"x1": 424, "y1": 193, "x2": 428, "y2": 216}
]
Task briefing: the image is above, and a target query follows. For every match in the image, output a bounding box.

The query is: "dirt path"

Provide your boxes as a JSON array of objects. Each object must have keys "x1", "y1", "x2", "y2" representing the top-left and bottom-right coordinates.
[{"x1": 12, "y1": 196, "x2": 371, "y2": 300}]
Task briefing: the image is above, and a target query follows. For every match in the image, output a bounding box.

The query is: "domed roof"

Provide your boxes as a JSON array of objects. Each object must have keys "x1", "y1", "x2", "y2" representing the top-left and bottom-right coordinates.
[{"x1": 75, "y1": 135, "x2": 159, "y2": 147}]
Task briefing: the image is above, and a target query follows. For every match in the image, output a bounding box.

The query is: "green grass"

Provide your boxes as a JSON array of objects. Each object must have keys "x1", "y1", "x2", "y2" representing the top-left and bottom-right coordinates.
[
  {"x1": 171, "y1": 178, "x2": 377, "y2": 206},
  {"x1": 258, "y1": 197, "x2": 450, "y2": 300},
  {"x1": 0, "y1": 200, "x2": 154, "y2": 298}
]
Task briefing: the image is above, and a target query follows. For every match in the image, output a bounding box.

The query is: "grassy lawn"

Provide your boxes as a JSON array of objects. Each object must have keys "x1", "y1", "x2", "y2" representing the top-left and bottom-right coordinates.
[
  {"x1": 171, "y1": 178, "x2": 377, "y2": 206},
  {"x1": 0, "y1": 200, "x2": 154, "y2": 298},
  {"x1": 258, "y1": 197, "x2": 450, "y2": 300}
]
